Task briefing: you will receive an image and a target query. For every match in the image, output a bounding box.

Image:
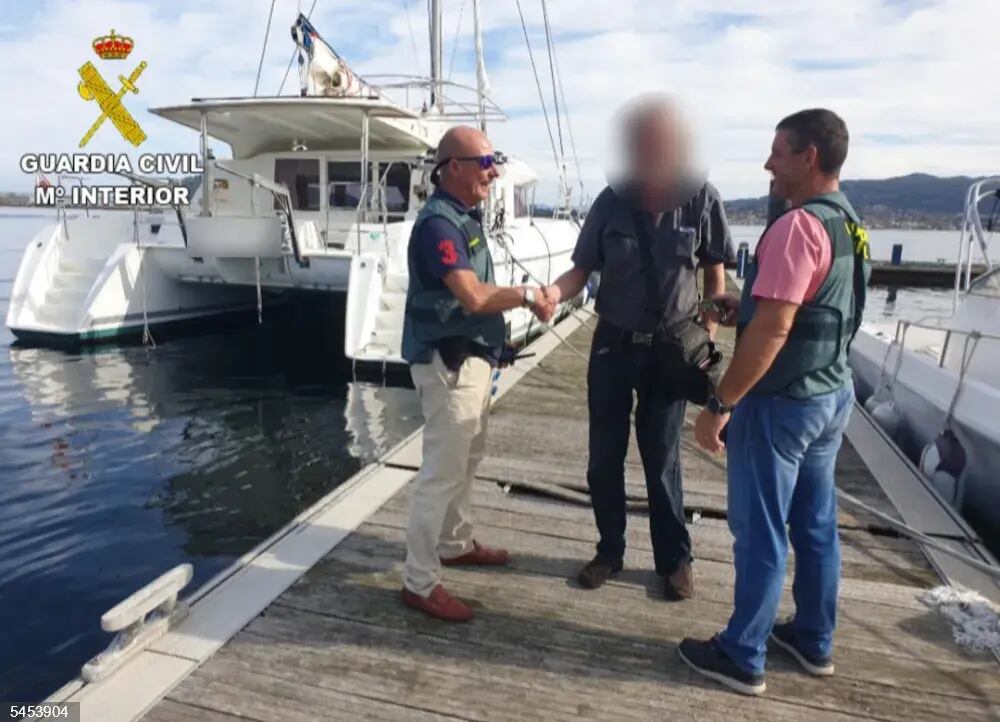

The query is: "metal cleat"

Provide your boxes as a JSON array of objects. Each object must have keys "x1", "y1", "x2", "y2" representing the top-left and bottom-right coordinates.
[{"x1": 81, "y1": 563, "x2": 193, "y2": 683}]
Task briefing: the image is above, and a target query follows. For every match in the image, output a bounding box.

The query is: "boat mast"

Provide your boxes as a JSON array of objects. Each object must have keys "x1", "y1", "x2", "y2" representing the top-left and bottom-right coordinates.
[
  {"x1": 429, "y1": 0, "x2": 443, "y2": 112},
  {"x1": 473, "y1": 0, "x2": 488, "y2": 131}
]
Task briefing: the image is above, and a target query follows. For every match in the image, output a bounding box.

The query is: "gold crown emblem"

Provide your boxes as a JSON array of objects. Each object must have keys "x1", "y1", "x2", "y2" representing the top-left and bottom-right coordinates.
[{"x1": 92, "y1": 30, "x2": 134, "y2": 60}]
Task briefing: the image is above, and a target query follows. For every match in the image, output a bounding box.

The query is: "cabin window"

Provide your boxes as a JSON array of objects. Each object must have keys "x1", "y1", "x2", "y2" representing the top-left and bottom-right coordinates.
[
  {"x1": 274, "y1": 158, "x2": 320, "y2": 211},
  {"x1": 328, "y1": 161, "x2": 364, "y2": 209},
  {"x1": 513, "y1": 184, "x2": 532, "y2": 218},
  {"x1": 381, "y1": 163, "x2": 412, "y2": 214}
]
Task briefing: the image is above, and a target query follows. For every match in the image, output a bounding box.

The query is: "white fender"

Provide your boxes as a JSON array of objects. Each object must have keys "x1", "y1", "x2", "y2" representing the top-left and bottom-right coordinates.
[{"x1": 869, "y1": 399, "x2": 901, "y2": 438}]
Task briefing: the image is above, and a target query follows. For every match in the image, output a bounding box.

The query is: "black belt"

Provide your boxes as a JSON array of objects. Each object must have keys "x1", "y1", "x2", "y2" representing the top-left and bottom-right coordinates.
[{"x1": 599, "y1": 320, "x2": 655, "y2": 347}]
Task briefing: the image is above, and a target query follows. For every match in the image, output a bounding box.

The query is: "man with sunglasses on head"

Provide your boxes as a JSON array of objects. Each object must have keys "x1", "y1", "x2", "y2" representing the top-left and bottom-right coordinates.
[
  {"x1": 400, "y1": 125, "x2": 554, "y2": 622},
  {"x1": 543, "y1": 95, "x2": 733, "y2": 600}
]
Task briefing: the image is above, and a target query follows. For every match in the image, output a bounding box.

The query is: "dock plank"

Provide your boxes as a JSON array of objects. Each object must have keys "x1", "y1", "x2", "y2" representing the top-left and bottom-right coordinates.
[{"x1": 140, "y1": 315, "x2": 999, "y2": 722}]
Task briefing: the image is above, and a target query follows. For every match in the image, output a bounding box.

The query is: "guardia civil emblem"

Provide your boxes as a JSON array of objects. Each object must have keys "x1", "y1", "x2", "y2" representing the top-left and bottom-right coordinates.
[{"x1": 77, "y1": 29, "x2": 148, "y2": 147}]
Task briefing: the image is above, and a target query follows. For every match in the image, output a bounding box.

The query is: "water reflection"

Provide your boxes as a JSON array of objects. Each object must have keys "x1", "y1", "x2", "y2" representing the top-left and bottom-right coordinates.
[{"x1": 0, "y1": 299, "x2": 422, "y2": 701}]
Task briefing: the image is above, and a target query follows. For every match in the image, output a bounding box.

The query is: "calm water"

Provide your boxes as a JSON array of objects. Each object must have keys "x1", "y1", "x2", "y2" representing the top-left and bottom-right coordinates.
[
  {"x1": 0, "y1": 210, "x2": 423, "y2": 702},
  {"x1": 731, "y1": 224, "x2": 964, "y2": 264},
  {"x1": 0, "y1": 211, "x2": 959, "y2": 703}
]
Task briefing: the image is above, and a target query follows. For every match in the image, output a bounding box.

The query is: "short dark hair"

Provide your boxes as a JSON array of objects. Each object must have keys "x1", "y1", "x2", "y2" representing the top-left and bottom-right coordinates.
[{"x1": 776, "y1": 109, "x2": 849, "y2": 176}]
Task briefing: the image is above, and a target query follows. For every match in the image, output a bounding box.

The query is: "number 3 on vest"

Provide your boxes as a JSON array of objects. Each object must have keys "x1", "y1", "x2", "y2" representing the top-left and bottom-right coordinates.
[{"x1": 438, "y1": 240, "x2": 459, "y2": 266}]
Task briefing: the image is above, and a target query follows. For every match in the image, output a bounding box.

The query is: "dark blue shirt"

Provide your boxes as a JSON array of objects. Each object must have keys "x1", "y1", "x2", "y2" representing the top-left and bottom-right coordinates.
[
  {"x1": 412, "y1": 189, "x2": 501, "y2": 365},
  {"x1": 572, "y1": 182, "x2": 734, "y2": 332}
]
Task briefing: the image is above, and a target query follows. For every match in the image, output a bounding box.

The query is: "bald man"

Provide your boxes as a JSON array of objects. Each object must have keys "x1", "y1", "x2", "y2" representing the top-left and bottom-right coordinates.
[{"x1": 400, "y1": 125, "x2": 553, "y2": 622}]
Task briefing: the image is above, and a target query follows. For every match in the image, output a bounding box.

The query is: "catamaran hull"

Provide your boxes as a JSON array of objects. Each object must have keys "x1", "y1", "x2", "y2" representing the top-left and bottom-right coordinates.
[
  {"x1": 5, "y1": 214, "x2": 361, "y2": 345},
  {"x1": 850, "y1": 326, "x2": 1000, "y2": 537}
]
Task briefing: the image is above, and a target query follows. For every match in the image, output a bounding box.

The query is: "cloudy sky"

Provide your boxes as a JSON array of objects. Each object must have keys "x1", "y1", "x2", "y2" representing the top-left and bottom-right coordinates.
[{"x1": 1, "y1": 0, "x2": 996, "y2": 202}]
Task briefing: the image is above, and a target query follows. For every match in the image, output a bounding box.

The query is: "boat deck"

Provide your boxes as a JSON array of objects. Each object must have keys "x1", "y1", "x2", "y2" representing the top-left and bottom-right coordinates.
[{"x1": 139, "y1": 315, "x2": 999, "y2": 721}]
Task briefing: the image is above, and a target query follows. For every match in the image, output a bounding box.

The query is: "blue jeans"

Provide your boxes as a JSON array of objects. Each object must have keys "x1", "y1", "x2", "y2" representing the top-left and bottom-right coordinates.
[
  {"x1": 586, "y1": 322, "x2": 691, "y2": 575},
  {"x1": 718, "y1": 385, "x2": 854, "y2": 675}
]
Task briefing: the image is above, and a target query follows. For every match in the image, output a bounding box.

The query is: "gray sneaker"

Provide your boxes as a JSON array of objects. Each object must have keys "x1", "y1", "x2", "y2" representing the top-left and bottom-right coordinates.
[
  {"x1": 678, "y1": 636, "x2": 766, "y2": 696},
  {"x1": 770, "y1": 620, "x2": 834, "y2": 676}
]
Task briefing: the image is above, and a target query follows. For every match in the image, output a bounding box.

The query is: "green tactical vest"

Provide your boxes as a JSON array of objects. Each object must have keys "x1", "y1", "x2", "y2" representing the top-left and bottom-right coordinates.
[
  {"x1": 401, "y1": 192, "x2": 507, "y2": 365},
  {"x1": 736, "y1": 191, "x2": 872, "y2": 399}
]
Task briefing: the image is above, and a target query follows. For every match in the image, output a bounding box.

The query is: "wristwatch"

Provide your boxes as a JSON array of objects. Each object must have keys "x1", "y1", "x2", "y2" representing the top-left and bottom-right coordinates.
[
  {"x1": 523, "y1": 287, "x2": 536, "y2": 307},
  {"x1": 706, "y1": 392, "x2": 734, "y2": 415}
]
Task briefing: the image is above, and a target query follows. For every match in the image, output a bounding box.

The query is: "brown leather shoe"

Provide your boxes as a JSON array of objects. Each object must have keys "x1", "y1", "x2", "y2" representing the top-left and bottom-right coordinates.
[
  {"x1": 664, "y1": 561, "x2": 694, "y2": 600},
  {"x1": 401, "y1": 584, "x2": 474, "y2": 622},
  {"x1": 577, "y1": 553, "x2": 624, "y2": 589},
  {"x1": 441, "y1": 540, "x2": 509, "y2": 566}
]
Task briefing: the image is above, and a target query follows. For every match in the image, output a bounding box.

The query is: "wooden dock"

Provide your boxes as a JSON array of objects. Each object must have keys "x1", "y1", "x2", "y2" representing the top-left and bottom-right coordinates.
[{"x1": 135, "y1": 315, "x2": 999, "y2": 722}]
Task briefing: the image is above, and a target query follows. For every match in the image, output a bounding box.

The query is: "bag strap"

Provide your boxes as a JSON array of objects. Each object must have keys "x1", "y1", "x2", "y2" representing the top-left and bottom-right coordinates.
[{"x1": 631, "y1": 208, "x2": 670, "y2": 321}]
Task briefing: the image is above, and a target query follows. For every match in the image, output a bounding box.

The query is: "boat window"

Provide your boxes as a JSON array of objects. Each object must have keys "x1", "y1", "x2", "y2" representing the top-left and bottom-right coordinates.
[
  {"x1": 513, "y1": 184, "x2": 531, "y2": 218},
  {"x1": 328, "y1": 161, "x2": 364, "y2": 209},
  {"x1": 382, "y1": 163, "x2": 411, "y2": 214},
  {"x1": 274, "y1": 158, "x2": 320, "y2": 211}
]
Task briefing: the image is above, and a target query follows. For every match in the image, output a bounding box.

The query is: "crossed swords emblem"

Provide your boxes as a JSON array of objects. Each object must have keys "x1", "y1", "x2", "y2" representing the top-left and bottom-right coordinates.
[{"x1": 77, "y1": 60, "x2": 148, "y2": 148}]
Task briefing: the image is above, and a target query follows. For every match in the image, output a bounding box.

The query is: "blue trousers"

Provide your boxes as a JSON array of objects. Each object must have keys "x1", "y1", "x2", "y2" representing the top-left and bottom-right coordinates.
[
  {"x1": 586, "y1": 322, "x2": 691, "y2": 576},
  {"x1": 718, "y1": 385, "x2": 854, "y2": 675}
]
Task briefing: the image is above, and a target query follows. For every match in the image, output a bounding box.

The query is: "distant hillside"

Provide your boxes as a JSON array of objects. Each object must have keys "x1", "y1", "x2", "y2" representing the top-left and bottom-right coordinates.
[{"x1": 725, "y1": 173, "x2": 990, "y2": 229}]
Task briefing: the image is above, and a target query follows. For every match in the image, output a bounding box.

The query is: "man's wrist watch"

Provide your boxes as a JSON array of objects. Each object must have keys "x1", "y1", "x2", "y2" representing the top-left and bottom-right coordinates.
[
  {"x1": 523, "y1": 287, "x2": 536, "y2": 307},
  {"x1": 706, "y1": 392, "x2": 735, "y2": 415}
]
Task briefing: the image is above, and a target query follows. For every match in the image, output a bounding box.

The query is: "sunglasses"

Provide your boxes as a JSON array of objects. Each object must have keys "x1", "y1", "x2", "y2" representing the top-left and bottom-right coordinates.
[{"x1": 448, "y1": 153, "x2": 505, "y2": 170}]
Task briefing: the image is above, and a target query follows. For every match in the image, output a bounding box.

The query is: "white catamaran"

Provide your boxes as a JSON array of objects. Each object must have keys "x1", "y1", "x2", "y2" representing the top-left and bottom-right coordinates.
[{"x1": 6, "y1": 2, "x2": 585, "y2": 366}]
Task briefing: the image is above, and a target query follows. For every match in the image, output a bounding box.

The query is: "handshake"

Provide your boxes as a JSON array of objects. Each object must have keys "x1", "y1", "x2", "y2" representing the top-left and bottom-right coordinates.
[{"x1": 526, "y1": 285, "x2": 561, "y2": 323}]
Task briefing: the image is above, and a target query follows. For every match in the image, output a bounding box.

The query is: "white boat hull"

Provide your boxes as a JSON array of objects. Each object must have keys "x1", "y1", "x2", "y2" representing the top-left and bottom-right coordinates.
[
  {"x1": 344, "y1": 216, "x2": 581, "y2": 364},
  {"x1": 6, "y1": 214, "x2": 257, "y2": 343},
  {"x1": 850, "y1": 324, "x2": 1000, "y2": 535}
]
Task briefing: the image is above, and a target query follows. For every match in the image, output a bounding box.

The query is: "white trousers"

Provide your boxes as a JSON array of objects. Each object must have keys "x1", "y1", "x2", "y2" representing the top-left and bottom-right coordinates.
[{"x1": 404, "y1": 351, "x2": 493, "y2": 596}]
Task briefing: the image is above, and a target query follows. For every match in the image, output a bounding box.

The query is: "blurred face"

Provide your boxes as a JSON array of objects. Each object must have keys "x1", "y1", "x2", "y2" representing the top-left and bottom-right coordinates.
[
  {"x1": 764, "y1": 129, "x2": 815, "y2": 201},
  {"x1": 628, "y1": 113, "x2": 681, "y2": 190},
  {"x1": 445, "y1": 137, "x2": 501, "y2": 205}
]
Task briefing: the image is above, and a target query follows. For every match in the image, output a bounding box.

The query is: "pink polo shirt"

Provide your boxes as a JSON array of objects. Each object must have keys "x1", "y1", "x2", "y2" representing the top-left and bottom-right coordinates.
[{"x1": 751, "y1": 209, "x2": 832, "y2": 304}]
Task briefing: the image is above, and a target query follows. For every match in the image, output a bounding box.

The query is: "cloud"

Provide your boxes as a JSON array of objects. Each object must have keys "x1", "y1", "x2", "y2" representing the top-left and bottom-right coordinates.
[{"x1": 0, "y1": 0, "x2": 997, "y2": 203}]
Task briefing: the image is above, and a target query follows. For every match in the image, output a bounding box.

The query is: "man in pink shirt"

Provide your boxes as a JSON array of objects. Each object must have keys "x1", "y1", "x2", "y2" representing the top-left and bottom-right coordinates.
[{"x1": 678, "y1": 109, "x2": 871, "y2": 696}]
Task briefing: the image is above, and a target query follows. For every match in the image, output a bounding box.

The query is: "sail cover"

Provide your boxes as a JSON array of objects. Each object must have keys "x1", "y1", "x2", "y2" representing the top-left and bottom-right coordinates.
[{"x1": 291, "y1": 13, "x2": 369, "y2": 98}]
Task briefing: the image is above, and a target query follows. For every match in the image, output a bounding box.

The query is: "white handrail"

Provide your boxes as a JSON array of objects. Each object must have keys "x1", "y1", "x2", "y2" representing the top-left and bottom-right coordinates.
[{"x1": 953, "y1": 177, "x2": 999, "y2": 311}]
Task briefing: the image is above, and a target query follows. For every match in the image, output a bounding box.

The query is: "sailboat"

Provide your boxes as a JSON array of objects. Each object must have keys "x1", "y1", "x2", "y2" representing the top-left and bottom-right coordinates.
[{"x1": 5, "y1": 2, "x2": 584, "y2": 366}]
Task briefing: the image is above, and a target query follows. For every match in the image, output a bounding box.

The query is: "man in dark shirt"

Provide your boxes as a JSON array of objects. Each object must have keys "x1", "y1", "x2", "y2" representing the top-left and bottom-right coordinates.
[
  {"x1": 544, "y1": 96, "x2": 734, "y2": 599},
  {"x1": 400, "y1": 125, "x2": 553, "y2": 623}
]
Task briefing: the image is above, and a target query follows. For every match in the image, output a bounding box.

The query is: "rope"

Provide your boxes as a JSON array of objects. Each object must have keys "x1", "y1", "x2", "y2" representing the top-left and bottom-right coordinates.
[
  {"x1": 943, "y1": 331, "x2": 981, "y2": 427},
  {"x1": 401, "y1": 0, "x2": 423, "y2": 77},
  {"x1": 253, "y1": 0, "x2": 277, "y2": 97},
  {"x1": 493, "y1": 234, "x2": 590, "y2": 363},
  {"x1": 447, "y1": 0, "x2": 467, "y2": 81},
  {"x1": 539, "y1": 0, "x2": 565, "y2": 164},
  {"x1": 254, "y1": 257, "x2": 263, "y2": 324},
  {"x1": 875, "y1": 321, "x2": 909, "y2": 396},
  {"x1": 835, "y1": 489, "x2": 1000, "y2": 580},
  {"x1": 547, "y1": 8, "x2": 586, "y2": 207},
  {"x1": 514, "y1": 0, "x2": 561, "y2": 179},
  {"x1": 133, "y1": 210, "x2": 156, "y2": 348},
  {"x1": 278, "y1": 0, "x2": 321, "y2": 96}
]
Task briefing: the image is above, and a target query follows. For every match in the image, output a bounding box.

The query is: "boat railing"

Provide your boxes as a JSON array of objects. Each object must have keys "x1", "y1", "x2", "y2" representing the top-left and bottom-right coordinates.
[
  {"x1": 953, "y1": 177, "x2": 1000, "y2": 311},
  {"x1": 891, "y1": 318, "x2": 1000, "y2": 370},
  {"x1": 214, "y1": 162, "x2": 307, "y2": 267},
  {"x1": 365, "y1": 75, "x2": 507, "y2": 121},
  {"x1": 113, "y1": 171, "x2": 189, "y2": 248}
]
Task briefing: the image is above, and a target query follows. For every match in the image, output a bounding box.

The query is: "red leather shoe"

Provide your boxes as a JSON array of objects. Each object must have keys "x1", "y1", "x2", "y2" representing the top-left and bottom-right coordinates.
[
  {"x1": 401, "y1": 584, "x2": 474, "y2": 622},
  {"x1": 441, "y1": 540, "x2": 510, "y2": 566}
]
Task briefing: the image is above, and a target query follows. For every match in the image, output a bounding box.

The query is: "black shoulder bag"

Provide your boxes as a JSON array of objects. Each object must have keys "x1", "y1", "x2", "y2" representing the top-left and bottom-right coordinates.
[{"x1": 632, "y1": 208, "x2": 723, "y2": 406}]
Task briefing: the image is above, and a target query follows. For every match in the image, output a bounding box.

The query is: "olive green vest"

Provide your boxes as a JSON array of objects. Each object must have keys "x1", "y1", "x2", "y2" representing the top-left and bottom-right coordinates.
[
  {"x1": 401, "y1": 192, "x2": 507, "y2": 364},
  {"x1": 736, "y1": 191, "x2": 871, "y2": 398}
]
